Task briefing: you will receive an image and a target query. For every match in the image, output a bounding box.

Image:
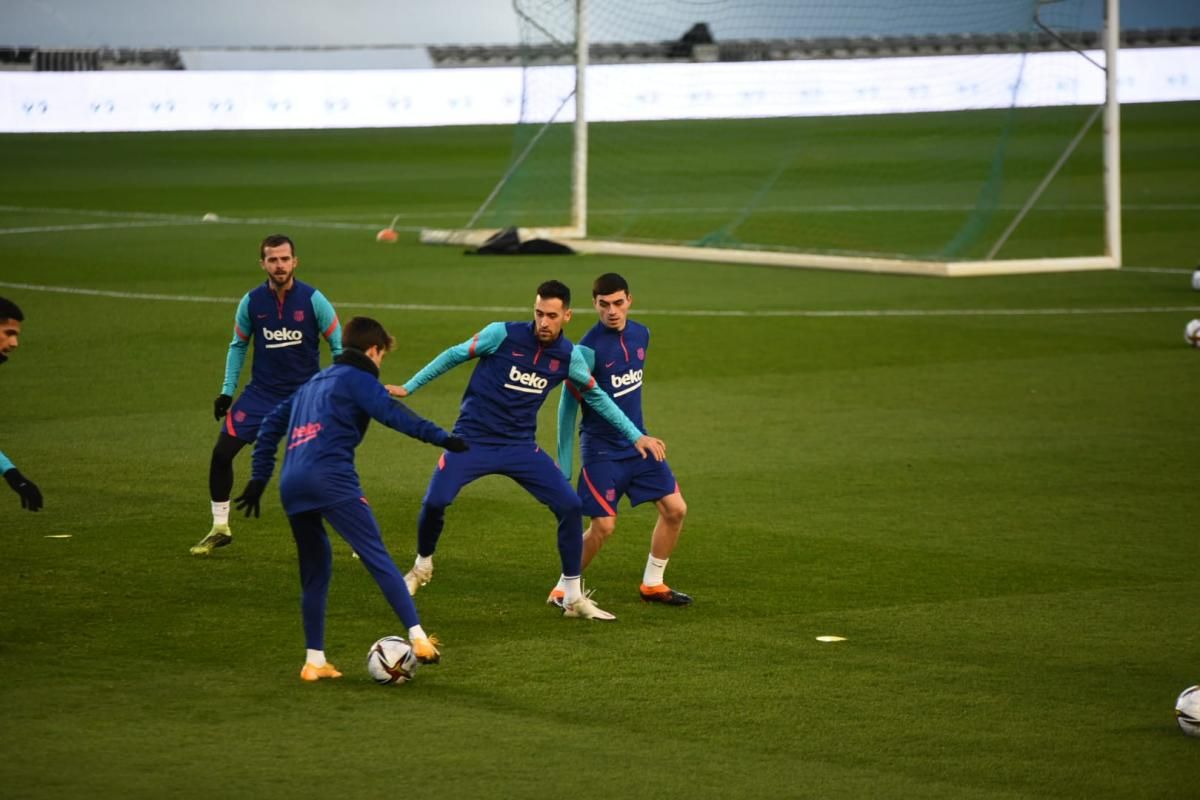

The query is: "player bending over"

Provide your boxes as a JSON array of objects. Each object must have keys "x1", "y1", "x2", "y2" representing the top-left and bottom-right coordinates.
[{"x1": 234, "y1": 316, "x2": 466, "y2": 680}]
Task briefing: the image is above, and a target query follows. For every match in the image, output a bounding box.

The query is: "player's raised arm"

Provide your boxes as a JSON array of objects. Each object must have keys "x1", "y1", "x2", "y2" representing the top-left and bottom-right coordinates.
[
  {"x1": 388, "y1": 321, "x2": 507, "y2": 397},
  {"x1": 555, "y1": 344, "x2": 594, "y2": 478},
  {"x1": 567, "y1": 348, "x2": 666, "y2": 461}
]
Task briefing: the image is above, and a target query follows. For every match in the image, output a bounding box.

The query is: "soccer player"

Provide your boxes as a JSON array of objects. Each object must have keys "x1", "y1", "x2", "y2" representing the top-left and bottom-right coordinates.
[
  {"x1": 233, "y1": 316, "x2": 466, "y2": 680},
  {"x1": 190, "y1": 234, "x2": 343, "y2": 555},
  {"x1": 387, "y1": 280, "x2": 667, "y2": 622},
  {"x1": 553, "y1": 273, "x2": 691, "y2": 606},
  {"x1": 0, "y1": 297, "x2": 43, "y2": 512}
]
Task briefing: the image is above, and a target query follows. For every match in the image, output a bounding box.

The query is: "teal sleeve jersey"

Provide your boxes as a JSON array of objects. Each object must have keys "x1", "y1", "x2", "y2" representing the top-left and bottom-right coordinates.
[
  {"x1": 556, "y1": 344, "x2": 594, "y2": 477},
  {"x1": 402, "y1": 321, "x2": 506, "y2": 394},
  {"x1": 566, "y1": 347, "x2": 643, "y2": 450},
  {"x1": 220, "y1": 293, "x2": 252, "y2": 395},
  {"x1": 0, "y1": 450, "x2": 14, "y2": 474},
  {"x1": 311, "y1": 289, "x2": 343, "y2": 357}
]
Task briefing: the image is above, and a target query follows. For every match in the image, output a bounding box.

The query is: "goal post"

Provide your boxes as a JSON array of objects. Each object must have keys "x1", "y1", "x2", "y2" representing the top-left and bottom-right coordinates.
[{"x1": 422, "y1": 0, "x2": 1121, "y2": 277}]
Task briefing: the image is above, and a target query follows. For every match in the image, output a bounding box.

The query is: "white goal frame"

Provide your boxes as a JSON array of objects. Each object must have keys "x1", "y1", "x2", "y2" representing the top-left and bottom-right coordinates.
[{"x1": 422, "y1": 0, "x2": 1121, "y2": 278}]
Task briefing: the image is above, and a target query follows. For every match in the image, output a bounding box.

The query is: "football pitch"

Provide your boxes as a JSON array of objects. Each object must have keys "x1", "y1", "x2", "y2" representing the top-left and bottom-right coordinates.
[{"x1": 1, "y1": 102, "x2": 1199, "y2": 798}]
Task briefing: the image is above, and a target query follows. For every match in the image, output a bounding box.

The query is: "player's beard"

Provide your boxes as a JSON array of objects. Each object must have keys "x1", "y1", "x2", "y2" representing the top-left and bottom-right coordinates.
[{"x1": 268, "y1": 270, "x2": 293, "y2": 289}]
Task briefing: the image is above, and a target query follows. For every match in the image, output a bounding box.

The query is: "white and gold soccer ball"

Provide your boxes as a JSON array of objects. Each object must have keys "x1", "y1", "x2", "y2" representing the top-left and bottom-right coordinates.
[
  {"x1": 366, "y1": 636, "x2": 419, "y2": 685},
  {"x1": 1175, "y1": 685, "x2": 1200, "y2": 737},
  {"x1": 1185, "y1": 319, "x2": 1200, "y2": 348}
]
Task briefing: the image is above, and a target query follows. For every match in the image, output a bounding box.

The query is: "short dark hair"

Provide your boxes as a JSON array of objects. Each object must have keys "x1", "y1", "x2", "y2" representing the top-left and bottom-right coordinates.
[
  {"x1": 259, "y1": 234, "x2": 295, "y2": 259},
  {"x1": 536, "y1": 279, "x2": 571, "y2": 308},
  {"x1": 0, "y1": 296, "x2": 24, "y2": 323},
  {"x1": 592, "y1": 273, "x2": 629, "y2": 297},
  {"x1": 342, "y1": 317, "x2": 395, "y2": 353}
]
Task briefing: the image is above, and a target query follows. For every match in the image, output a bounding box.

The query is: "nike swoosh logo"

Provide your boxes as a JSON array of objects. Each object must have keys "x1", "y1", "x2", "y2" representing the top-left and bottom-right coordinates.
[
  {"x1": 512, "y1": 351, "x2": 525, "y2": 357},
  {"x1": 256, "y1": 314, "x2": 268, "y2": 319},
  {"x1": 604, "y1": 360, "x2": 616, "y2": 368}
]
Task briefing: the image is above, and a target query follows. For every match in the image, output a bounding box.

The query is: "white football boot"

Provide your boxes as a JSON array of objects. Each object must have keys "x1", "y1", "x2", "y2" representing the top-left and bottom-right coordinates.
[
  {"x1": 404, "y1": 560, "x2": 433, "y2": 596},
  {"x1": 562, "y1": 594, "x2": 616, "y2": 621}
]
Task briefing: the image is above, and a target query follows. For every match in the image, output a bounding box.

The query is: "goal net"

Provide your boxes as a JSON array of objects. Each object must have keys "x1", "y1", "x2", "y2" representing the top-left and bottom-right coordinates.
[{"x1": 422, "y1": 0, "x2": 1120, "y2": 277}]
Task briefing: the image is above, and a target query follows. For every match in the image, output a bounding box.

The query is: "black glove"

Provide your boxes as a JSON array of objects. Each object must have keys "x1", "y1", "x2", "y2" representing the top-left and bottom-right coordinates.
[
  {"x1": 4, "y1": 468, "x2": 43, "y2": 512},
  {"x1": 213, "y1": 394, "x2": 233, "y2": 421},
  {"x1": 443, "y1": 436, "x2": 469, "y2": 453},
  {"x1": 233, "y1": 478, "x2": 267, "y2": 518}
]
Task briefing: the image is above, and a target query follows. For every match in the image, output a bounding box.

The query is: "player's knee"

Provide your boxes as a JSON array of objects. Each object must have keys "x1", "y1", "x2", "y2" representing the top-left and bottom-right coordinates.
[
  {"x1": 551, "y1": 492, "x2": 583, "y2": 519},
  {"x1": 589, "y1": 516, "x2": 616, "y2": 541},
  {"x1": 212, "y1": 433, "x2": 244, "y2": 466},
  {"x1": 662, "y1": 495, "x2": 687, "y2": 526},
  {"x1": 211, "y1": 443, "x2": 235, "y2": 469}
]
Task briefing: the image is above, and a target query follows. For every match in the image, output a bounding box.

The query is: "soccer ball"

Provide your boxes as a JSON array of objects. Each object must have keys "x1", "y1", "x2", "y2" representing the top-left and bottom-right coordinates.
[
  {"x1": 366, "y1": 636, "x2": 419, "y2": 685},
  {"x1": 1176, "y1": 686, "x2": 1200, "y2": 737},
  {"x1": 1185, "y1": 319, "x2": 1200, "y2": 348}
]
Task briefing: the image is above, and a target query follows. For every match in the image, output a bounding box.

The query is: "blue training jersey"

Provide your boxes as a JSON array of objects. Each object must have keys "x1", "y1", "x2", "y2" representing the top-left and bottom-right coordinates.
[
  {"x1": 221, "y1": 278, "x2": 343, "y2": 399},
  {"x1": 250, "y1": 352, "x2": 453, "y2": 514},
  {"x1": 402, "y1": 321, "x2": 645, "y2": 448},
  {"x1": 556, "y1": 319, "x2": 650, "y2": 476}
]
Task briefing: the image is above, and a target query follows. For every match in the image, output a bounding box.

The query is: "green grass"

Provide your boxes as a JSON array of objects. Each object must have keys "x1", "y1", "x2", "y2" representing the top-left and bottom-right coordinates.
[{"x1": 1, "y1": 103, "x2": 1199, "y2": 799}]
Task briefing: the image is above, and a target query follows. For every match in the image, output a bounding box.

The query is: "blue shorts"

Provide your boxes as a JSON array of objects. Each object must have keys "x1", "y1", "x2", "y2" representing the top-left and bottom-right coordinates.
[
  {"x1": 577, "y1": 456, "x2": 680, "y2": 518},
  {"x1": 422, "y1": 441, "x2": 580, "y2": 516},
  {"x1": 222, "y1": 387, "x2": 287, "y2": 443}
]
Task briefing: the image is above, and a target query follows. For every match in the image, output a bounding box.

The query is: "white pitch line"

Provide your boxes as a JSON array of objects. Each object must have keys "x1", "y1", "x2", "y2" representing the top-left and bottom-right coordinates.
[
  {"x1": 0, "y1": 221, "x2": 196, "y2": 236},
  {"x1": 0, "y1": 282, "x2": 242, "y2": 305},
  {"x1": 0, "y1": 205, "x2": 419, "y2": 235},
  {"x1": 1120, "y1": 267, "x2": 1195, "y2": 275},
  {"x1": 2, "y1": 281, "x2": 1197, "y2": 319}
]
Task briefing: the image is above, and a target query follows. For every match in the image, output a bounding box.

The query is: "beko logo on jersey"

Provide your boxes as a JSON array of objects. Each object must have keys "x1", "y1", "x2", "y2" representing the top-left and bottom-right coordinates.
[
  {"x1": 611, "y1": 368, "x2": 643, "y2": 397},
  {"x1": 263, "y1": 327, "x2": 304, "y2": 348},
  {"x1": 504, "y1": 365, "x2": 549, "y2": 394}
]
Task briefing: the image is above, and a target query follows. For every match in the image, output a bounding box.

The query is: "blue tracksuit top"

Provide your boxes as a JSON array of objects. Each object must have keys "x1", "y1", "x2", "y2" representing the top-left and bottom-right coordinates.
[
  {"x1": 402, "y1": 321, "x2": 645, "y2": 447},
  {"x1": 556, "y1": 319, "x2": 650, "y2": 475},
  {"x1": 221, "y1": 278, "x2": 343, "y2": 399},
  {"x1": 251, "y1": 351, "x2": 453, "y2": 514}
]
